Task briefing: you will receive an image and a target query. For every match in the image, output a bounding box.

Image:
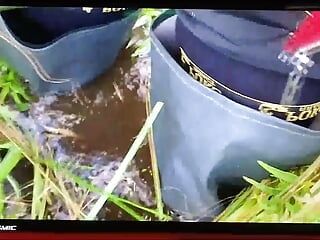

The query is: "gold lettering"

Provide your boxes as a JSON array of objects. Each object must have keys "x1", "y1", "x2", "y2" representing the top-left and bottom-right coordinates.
[
  {"x1": 199, "y1": 74, "x2": 211, "y2": 87},
  {"x1": 300, "y1": 103, "x2": 320, "y2": 114},
  {"x1": 259, "y1": 104, "x2": 275, "y2": 116},
  {"x1": 310, "y1": 106, "x2": 320, "y2": 118},
  {"x1": 259, "y1": 103, "x2": 289, "y2": 117},
  {"x1": 180, "y1": 48, "x2": 192, "y2": 65},
  {"x1": 180, "y1": 46, "x2": 220, "y2": 94},
  {"x1": 191, "y1": 64, "x2": 204, "y2": 83},
  {"x1": 188, "y1": 66, "x2": 197, "y2": 79},
  {"x1": 310, "y1": 107, "x2": 319, "y2": 118},
  {"x1": 204, "y1": 77, "x2": 222, "y2": 94},
  {"x1": 299, "y1": 106, "x2": 306, "y2": 112},
  {"x1": 194, "y1": 71, "x2": 204, "y2": 83},
  {"x1": 200, "y1": 75, "x2": 213, "y2": 88},
  {"x1": 180, "y1": 46, "x2": 320, "y2": 121},
  {"x1": 192, "y1": 66, "x2": 222, "y2": 94},
  {"x1": 286, "y1": 112, "x2": 299, "y2": 122},
  {"x1": 298, "y1": 110, "x2": 312, "y2": 121}
]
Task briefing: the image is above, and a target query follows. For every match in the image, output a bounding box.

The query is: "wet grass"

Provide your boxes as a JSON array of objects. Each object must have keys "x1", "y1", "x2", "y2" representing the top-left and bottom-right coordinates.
[
  {"x1": 215, "y1": 158, "x2": 320, "y2": 223},
  {"x1": 0, "y1": 60, "x2": 31, "y2": 111},
  {"x1": 129, "y1": 9, "x2": 167, "y2": 57},
  {"x1": 0, "y1": 101, "x2": 172, "y2": 220},
  {"x1": 146, "y1": 92, "x2": 165, "y2": 220},
  {"x1": 0, "y1": 142, "x2": 24, "y2": 217}
]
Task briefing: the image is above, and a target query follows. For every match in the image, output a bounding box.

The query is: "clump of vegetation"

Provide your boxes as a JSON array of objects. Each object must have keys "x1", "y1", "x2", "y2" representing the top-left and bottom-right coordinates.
[
  {"x1": 215, "y1": 157, "x2": 320, "y2": 223},
  {"x1": 128, "y1": 8, "x2": 167, "y2": 57},
  {"x1": 0, "y1": 60, "x2": 32, "y2": 112},
  {"x1": 0, "y1": 141, "x2": 24, "y2": 218},
  {"x1": 0, "y1": 54, "x2": 33, "y2": 218}
]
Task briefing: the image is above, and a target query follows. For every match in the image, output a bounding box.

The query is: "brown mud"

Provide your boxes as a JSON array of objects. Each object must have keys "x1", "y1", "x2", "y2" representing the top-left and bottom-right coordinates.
[{"x1": 10, "y1": 49, "x2": 158, "y2": 220}]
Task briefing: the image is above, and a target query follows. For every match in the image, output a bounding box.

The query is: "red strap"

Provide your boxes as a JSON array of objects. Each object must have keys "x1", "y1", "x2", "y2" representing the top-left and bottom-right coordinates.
[{"x1": 283, "y1": 11, "x2": 320, "y2": 53}]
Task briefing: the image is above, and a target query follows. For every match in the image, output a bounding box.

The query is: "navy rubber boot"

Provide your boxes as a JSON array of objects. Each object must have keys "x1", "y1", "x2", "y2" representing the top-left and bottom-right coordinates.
[
  {"x1": 150, "y1": 11, "x2": 320, "y2": 218},
  {"x1": 0, "y1": 7, "x2": 139, "y2": 95}
]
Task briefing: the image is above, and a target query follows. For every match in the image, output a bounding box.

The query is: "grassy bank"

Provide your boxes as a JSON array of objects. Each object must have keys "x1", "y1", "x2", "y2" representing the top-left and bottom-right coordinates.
[{"x1": 215, "y1": 157, "x2": 320, "y2": 223}]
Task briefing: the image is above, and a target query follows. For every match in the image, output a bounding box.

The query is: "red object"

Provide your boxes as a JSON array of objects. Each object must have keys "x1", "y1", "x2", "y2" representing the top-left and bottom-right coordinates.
[{"x1": 283, "y1": 11, "x2": 320, "y2": 54}]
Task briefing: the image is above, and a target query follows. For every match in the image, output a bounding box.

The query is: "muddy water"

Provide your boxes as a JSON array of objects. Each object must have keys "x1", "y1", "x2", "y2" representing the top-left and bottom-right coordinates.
[
  {"x1": 53, "y1": 50, "x2": 149, "y2": 159},
  {"x1": 53, "y1": 49, "x2": 154, "y2": 220},
  {"x1": 0, "y1": 37, "x2": 170, "y2": 220}
]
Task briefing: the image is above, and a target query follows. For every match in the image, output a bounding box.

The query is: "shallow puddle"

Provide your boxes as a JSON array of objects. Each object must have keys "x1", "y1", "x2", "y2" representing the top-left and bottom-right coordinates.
[
  {"x1": 54, "y1": 50, "x2": 149, "y2": 158},
  {"x1": 10, "y1": 48, "x2": 158, "y2": 220},
  {"x1": 56, "y1": 50, "x2": 154, "y2": 219}
]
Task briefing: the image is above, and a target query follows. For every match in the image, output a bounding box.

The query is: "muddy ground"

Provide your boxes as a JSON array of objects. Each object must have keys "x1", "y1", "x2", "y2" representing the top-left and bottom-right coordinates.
[{"x1": 10, "y1": 49, "x2": 159, "y2": 220}]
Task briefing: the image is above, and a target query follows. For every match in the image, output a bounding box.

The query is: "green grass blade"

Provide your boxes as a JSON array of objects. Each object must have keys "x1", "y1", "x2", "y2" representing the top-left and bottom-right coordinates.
[
  {"x1": 10, "y1": 92, "x2": 22, "y2": 104},
  {"x1": 113, "y1": 197, "x2": 172, "y2": 221},
  {"x1": 146, "y1": 94, "x2": 166, "y2": 220},
  {"x1": 0, "y1": 142, "x2": 13, "y2": 149},
  {"x1": 0, "y1": 86, "x2": 9, "y2": 104},
  {"x1": 0, "y1": 182, "x2": 4, "y2": 218},
  {"x1": 110, "y1": 199, "x2": 145, "y2": 221},
  {"x1": 31, "y1": 164, "x2": 45, "y2": 219},
  {"x1": 0, "y1": 145, "x2": 23, "y2": 182},
  {"x1": 214, "y1": 188, "x2": 254, "y2": 221},
  {"x1": 217, "y1": 156, "x2": 320, "y2": 223},
  {"x1": 257, "y1": 161, "x2": 298, "y2": 183},
  {"x1": 243, "y1": 176, "x2": 279, "y2": 195},
  {"x1": 6, "y1": 175, "x2": 21, "y2": 199},
  {"x1": 15, "y1": 103, "x2": 30, "y2": 112}
]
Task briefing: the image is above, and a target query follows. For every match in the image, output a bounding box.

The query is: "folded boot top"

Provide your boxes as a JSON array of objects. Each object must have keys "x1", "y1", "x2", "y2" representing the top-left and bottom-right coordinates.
[
  {"x1": 176, "y1": 10, "x2": 320, "y2": 127},
  {"x1": 177, "y1": 10, "x2": 308, "y2": 75},
  {"x1": 1, "y1": 7, "x2": 136, "y2": 46},
  {"x1": 0, "y1": 7, "x2": 138, "y2": 95}
]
